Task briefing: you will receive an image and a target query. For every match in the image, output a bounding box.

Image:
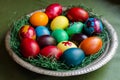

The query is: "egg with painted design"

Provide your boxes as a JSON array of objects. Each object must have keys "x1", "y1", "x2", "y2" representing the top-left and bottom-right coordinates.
[
  {"x1": 84, "y1": 18, "x2": 103, "y2": 36},
  {"x1": 57, "y1": 41, "x2": 77, "y2": 52},
  {"x1": 19, "y1": 25, "x2": 36, "y2": 40}
]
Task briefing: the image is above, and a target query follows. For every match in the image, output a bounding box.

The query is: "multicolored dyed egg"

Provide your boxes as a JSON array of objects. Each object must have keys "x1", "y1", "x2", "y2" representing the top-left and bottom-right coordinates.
[
  {"x1": 51, "y1": 29, "x2": 69, "y2": 43},
  {"x1": 57, "y1": 41, "x2": 77, "y2": 52},
  {"x1": 71, "y1": 33, "x2": 88, "y2": 45},
  {"x1": 35, "y1": 26, "x2": 50, "y2": 37},
  {"x1": 50, "y1": 16, "x2": 69, "y2": 30},
  {"x1": 40, "y1": 46, "x2": 62, "y2": 59},
  {"x1": 84, "y1": 18, "x2": 103, "y2": 36},
  {"x1": 66, "y1": 22, "x2": 84, "y2": 36},
  {"x1": 79, "y1": 36, "x2": 103, "y2": 55},
  {"x1": 60, "y1": 48, "x2": 85, "y2": 66},
  {"x1": 37, "y1": 35, "x2": 56, "y2": 48},
  {"x1": 19, "y1": 25, "x2": 36, "y2": 40}
]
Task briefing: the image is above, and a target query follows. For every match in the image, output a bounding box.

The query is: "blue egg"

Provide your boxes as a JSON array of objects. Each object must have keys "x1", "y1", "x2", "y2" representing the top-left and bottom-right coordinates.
[
  {"x1": 84, "y1": 18, "x2": 103, "y2": 36},
  {"x1": 35, "y1": 26, "x2": 50, "y2": 37},
  {"x1": 60, "y1": 48, "x2": 85, "y2": 66}
]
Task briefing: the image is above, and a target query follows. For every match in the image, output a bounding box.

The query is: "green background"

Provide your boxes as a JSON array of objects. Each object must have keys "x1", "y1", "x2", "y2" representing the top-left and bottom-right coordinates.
[{"x1": 0, "y1": 0, "x2": 120, "y2": 80}]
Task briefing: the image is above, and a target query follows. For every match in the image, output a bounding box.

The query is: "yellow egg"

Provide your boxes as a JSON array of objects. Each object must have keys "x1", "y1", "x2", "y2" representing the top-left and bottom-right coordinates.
[
  {"x1": 57, "y1": 41, "x2": 77, "y2": 52},
  {"x1": 50, "y1": 16, "x2": 69, "y2": 31}
]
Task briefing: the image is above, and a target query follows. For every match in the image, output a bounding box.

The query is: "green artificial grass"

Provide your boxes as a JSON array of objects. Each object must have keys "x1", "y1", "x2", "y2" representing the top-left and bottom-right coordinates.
[{"x1": 10, "y1": 5, "x2": 110, "y2": 71}]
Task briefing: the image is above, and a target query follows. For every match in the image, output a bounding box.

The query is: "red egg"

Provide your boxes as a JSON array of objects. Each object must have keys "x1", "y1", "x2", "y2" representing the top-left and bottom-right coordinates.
[
  {"x1": 45, "y1": 3, "x2": 62, "y2": 20},
  {"x1": 40, "y1": 46, "x2": 62, "y2": 59},
  {"x1": 20, "y1": 38, "x2": 40, "y2": 58},
  {"x1": 19, "y1": 25, "x2": 36, "y2": 40},
  {"x1": 67, "y1": 7, "x2": 89, "y2": 22},
  {"x1": 79, "y1": 36, "x2": 103, "y2": 55}
]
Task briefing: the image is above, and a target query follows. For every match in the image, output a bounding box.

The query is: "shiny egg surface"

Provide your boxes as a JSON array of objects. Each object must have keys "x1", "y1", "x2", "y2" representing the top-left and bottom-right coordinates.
[
  {"x1": 50, "y1": 16, "x2": 69, "y2": 31},
  {"x1": 57, "y1": 41, "x2": 77, "y2": 52},
  {"x1": 84, "y1": 18, "x2": 103, "y2": 36},
  {"x1": 40, "y1": 46, "x2": 62, "y2": 59},
  {"x1": 37, "y1": 35, "x2": 56, "y2": 48},
  {"x1": 35, "y1": 26, "x2": 50, "y2": 37},
  {"x1": 60, "y1": 48, "x2": 85, "y2": 66},
  {"x1": 19, "y1": 25, "x2": 36, "y2": 40},
  {"x1": 71, "y1": 33, "x2": 88, "y2": 45},
  {"x1": 20, "y1": 38, "x2": 40, "y2": 58},
  {"x1": 51, "y1": 29, "x2": 69, "y2": 43},
  {"x1": 66, "y1": 22, "x2": 84, "y2": 36},
  {"x1": 79, "y1": 36, "x2": 103, "y2": 55}
]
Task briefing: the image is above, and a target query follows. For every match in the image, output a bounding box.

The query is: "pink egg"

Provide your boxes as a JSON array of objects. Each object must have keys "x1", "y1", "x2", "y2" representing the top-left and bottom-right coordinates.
[{"x1": 40, "y1": 46, "x2": 62, "y2": 59}]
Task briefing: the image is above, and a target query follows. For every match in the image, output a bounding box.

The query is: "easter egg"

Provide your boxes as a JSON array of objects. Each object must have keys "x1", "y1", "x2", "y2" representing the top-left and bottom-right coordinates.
[
  {"x1": 35, "y1": 26, "x2": 50, "y2": 37},
  {"x1": 60, "y1": 48, "x2": 85, "y2": 66},
  {"x1": 84, "y1": 18, "x2": 103, "y2": 36},
  {"x1": 50, "y1": 16, "x2": 69, "y2": 31},
  {"x1": 37, "y1": 35, "x2": 56, "y2": 48},
  {"x1": 40, "y1": 46, "x2": 62, "y2": 59},
  {"x1": 19, "y1": 25, "x2": 36, "y2": 40},
  {"x1": 20, "y1": 38, "x2": 40, "y2": 58},
  {"x1": 45, "y1": 3, "x2": 62, "y2": 20},
  {"x1": 67, "y1": 7, "x2": 89, "y2": 22},
  {"x1": 29, "y1": 12, "x2": 48, "y2": 27},
  {"x1": 51, "y1": 29, "x2": 69, "y2": 43},
  {"x1": 71, "y1": 33, "x2": 88, "y2": 45},
  {"x1": 66, "y1": 22, "x2": 84, "y2": 36},
  {"x1": 79, "y1": 36, "x2": 103, "y2": 55},
  {"x1": 57, "y1": 41, "x2": 77, "y2": 52}
]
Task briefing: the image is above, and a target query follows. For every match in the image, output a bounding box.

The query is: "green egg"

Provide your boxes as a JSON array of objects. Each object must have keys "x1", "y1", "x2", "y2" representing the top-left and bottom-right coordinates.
[
  {"x1": 66, "y1": 22, "x2": 84, "y2": 36},
  {"x1": 51, "y1": 29, "x2": 69, "y2": 43}
]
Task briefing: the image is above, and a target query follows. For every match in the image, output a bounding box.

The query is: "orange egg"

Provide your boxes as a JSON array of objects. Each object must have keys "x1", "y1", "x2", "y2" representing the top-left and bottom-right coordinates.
[
  {"x1": 79, "y1": 36, "x2": 102, "y2": 55},
  {"x1": 30, "y1": 12, "x2": 49, "y2": 27}
]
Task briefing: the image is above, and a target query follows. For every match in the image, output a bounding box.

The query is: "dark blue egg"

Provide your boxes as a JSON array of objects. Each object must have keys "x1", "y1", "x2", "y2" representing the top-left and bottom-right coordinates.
[
  {"x1": 35, "y1": 26, "x2": 50, "y2": 37},
  {"x1": 60, "y1": 48, "x2": 85, "y2": 66},
  {"x1": 84, "y1": 18, "x2": 103, "y2": 36}
]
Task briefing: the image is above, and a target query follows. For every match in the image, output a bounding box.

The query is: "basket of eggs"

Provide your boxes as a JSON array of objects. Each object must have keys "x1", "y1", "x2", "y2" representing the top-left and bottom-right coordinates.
[{"x1": 5, "y1": 3, "x2": 118, "y2": 76}]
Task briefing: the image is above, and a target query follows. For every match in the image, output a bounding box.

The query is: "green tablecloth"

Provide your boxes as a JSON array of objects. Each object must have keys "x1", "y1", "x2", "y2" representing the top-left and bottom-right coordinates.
[{"x1": 0, "y1": 0, "x2": 120, "y2": 80}]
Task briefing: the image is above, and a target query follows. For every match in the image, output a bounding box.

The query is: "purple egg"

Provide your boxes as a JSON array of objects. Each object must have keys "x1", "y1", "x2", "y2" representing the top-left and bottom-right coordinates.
[
  {"x1": 84, "y1": 18, "x2": 103, "y2": 36},
  {"x1": 37, "y1": 35, "x2": 56, "y2": 48},
  {"x1": 71, "y1": 33, "x2": 88, "y2": 45}
]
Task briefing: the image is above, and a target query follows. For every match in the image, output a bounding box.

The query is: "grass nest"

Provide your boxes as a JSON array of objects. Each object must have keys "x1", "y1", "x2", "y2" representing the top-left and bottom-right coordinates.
[{"x1": 10, "y1": 4, "x2": 110, "y2": 71}]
